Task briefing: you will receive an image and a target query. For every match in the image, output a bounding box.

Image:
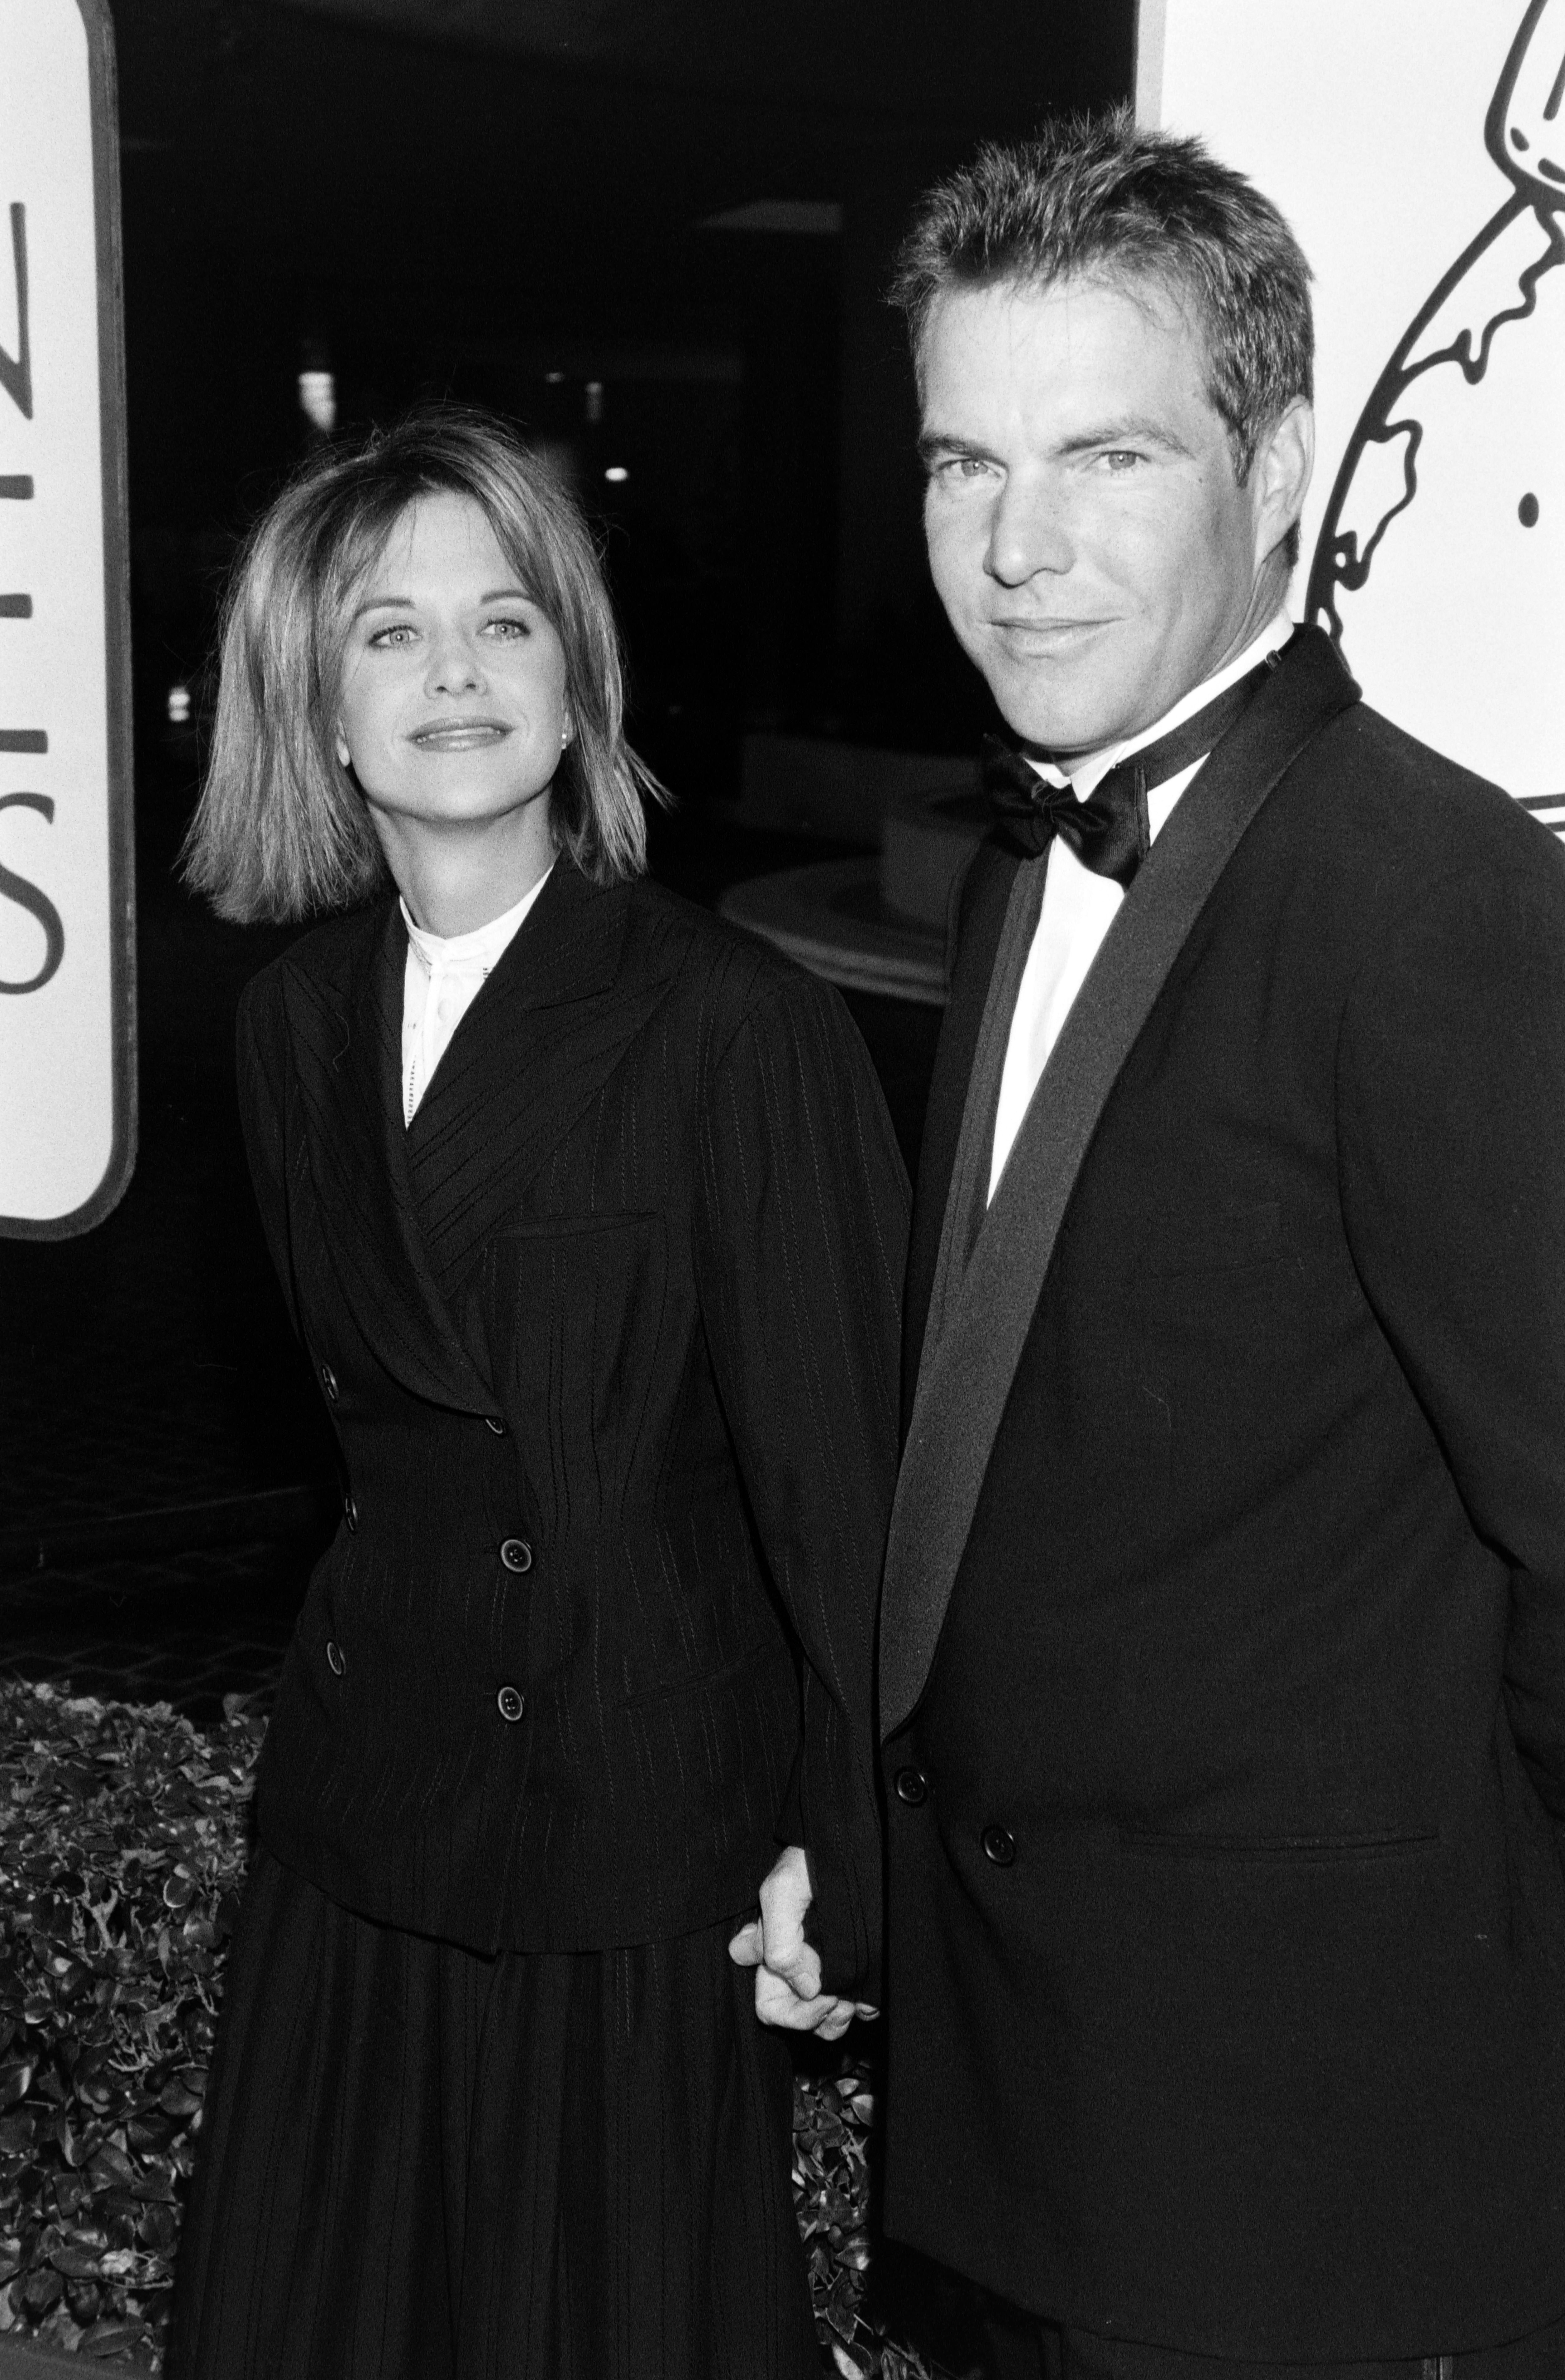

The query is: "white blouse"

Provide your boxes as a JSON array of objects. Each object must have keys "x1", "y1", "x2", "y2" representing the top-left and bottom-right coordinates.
[{"x1": 399, "y1": 866, "x2": 553, "y2": 1125}]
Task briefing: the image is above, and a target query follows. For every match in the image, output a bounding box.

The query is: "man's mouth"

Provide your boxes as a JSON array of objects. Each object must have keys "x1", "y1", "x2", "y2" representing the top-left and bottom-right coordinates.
[{"x1": 988, "y1": 618, "x2": 1115, "y2": 647}]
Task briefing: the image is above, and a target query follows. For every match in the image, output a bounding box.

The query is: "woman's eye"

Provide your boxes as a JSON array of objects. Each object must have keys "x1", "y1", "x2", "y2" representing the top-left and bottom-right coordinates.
[
  {"x1": 483, "y1": 616, "x2": 531, "y2": 639},
  {"x1": 368, "y1": 623, "x2": 418, "y2": 648}
]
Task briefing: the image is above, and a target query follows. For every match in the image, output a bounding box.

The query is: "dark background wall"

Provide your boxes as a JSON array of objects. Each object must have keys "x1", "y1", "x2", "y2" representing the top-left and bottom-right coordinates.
[{"x1": 119, "y1": 0, "x2": 1135, "y2": 790}]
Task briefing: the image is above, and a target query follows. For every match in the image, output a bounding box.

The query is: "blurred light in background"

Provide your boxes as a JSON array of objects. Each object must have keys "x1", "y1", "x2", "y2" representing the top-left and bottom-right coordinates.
[
  {"x1": 166, "y1": 683, "x2": 191, "y2": 725},
  {"x1": 604, "y1": 465, "x2": 628, "y2": 483},
  {"x1": 298, "y1": 369, "x2": 337, "y2": 434},
  {"x1": 584, "y1": 379, "x2": 604, "y2": 424},
  {"x1": 545, "y1": 370, "x2": 565, "y2": 385}
]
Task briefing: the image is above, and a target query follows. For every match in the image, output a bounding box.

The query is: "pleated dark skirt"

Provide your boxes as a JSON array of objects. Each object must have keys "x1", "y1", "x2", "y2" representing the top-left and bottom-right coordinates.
[{"x1": 169, "y1": 1849, "x2": 820, "y2": 2380}]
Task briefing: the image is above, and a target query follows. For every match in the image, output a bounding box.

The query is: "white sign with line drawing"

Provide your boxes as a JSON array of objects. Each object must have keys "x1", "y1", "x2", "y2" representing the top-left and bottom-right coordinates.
[{"x1": 1140, "y1": 0, "x2": 1565, "y2": 833}]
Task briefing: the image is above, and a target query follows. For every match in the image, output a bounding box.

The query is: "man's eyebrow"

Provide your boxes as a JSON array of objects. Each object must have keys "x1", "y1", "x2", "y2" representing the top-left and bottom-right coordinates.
[
  {"x1": 917, "y1": 430, "x2": 995, "y2": 468},
  {"x1": 1054, "y1": 417, "x2": 1193, "y2": 457},
  {"x1": 917, "y1": 418, "x2": 1195, "y2": 468}
]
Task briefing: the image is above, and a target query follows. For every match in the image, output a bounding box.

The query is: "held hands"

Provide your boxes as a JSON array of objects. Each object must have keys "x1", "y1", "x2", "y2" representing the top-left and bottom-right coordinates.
[{"x1": 728, "y1": 1845, "x2": 880, "y2": 2044}]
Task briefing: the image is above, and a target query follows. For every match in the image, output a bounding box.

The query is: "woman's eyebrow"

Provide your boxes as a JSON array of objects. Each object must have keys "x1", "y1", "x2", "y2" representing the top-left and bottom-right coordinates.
[{"x1": 347, "y1": 584, "x2": 535, "y2": 622}]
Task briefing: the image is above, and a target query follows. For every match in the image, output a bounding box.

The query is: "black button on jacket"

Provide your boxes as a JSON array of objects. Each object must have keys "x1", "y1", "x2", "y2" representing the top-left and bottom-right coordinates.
[{"x1": 235, "y1": 861, "x2": 907, "y2": 1994}]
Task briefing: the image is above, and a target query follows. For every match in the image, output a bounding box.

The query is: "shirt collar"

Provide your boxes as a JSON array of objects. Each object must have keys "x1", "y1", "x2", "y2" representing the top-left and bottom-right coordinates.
[
  {"x1": 400, "y1": 862, "x2": 554, "y2": 976},
  {"x1": 1033, "y1": 611, "x2": 1295, "y2": 796}
]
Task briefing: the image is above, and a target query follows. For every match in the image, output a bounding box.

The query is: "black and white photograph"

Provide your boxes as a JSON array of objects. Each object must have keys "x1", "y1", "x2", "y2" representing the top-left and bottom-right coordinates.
[{"x1": 2, "y1": 1, "x2": 1563, "y2": 2375}]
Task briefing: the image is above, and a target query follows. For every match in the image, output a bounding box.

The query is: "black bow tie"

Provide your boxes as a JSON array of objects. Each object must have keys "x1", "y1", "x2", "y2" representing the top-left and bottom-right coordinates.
[{"x1": 982, "y1": 658, "x2": 1276, "y2": 882}]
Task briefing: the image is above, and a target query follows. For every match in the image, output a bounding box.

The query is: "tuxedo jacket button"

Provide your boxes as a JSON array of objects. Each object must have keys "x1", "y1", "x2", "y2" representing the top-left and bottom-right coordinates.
[
  {"x1": 894, "y1": 1766, "x2": 928, "y2": 1806},
  {"x1": 981, "y1": 1824, "x2": 1016, "y2": 1867},
  {"x1": 326, "y1": 1640, "x2": 345, "y2": 1677},
  {"x1": 499, "y1": 1537, "x2": 533, "y2": 1574},
  {"x1": 319, "y1": 1362, "x2": 339, "y2": 1402},
  {"x1": 496, "y1": 1684, "x2": 526, "y2": 1723},
  {"x1": 484, "y1": 1416, "x2": 507, "y2": 1436}
]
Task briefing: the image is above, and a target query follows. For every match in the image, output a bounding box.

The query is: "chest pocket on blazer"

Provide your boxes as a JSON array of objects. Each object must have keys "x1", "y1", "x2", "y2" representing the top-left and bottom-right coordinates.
[{"x1": 482, "y1": 1213, "x2": 669, "y2": 1531}]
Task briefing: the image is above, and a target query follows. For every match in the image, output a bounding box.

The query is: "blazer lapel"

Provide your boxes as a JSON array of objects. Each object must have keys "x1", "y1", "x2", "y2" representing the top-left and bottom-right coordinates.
[
  {"x1": 901, "y1": 839, "x2": 1023, "y2": 1428},
  {"x1": 284, "y1": 899, "x2": 500, "y2": 1417},
  {"x1": 880, "y1": 626, "x2": 1362, "y2": 1737},
  {"x1": 918, "y1": 855, "x2": 1049, "y2": 1401},
  {"x1": 404, "y1": 862, "x2": 680, "y2": 1302}
]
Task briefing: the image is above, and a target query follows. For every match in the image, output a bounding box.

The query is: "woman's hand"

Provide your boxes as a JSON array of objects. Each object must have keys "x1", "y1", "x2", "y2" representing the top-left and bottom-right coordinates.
[{"x1": 728, "y1": 1846, "x2": 880, "y2": 2043}]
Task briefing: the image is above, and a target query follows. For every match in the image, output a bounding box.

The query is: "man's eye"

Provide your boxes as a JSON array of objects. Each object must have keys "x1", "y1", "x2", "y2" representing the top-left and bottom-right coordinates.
[
  {"x1": 1100, "y1": 449, "x2": 1144, "y2": 473},
  {"x1": 933, "y1": 454, "x2": 994, "y2": 483}
]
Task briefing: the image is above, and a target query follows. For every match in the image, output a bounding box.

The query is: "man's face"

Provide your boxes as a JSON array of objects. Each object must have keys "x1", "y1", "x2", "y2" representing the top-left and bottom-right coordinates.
[{"x1": 918, "y1": 271, "x2": 1303, "y2": 761}]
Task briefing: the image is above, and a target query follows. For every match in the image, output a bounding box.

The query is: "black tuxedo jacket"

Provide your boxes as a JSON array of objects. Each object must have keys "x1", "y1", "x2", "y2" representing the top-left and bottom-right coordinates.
[
  {"x1": 879, "y1": 631, "x2": 1565, "y2": 2359},
  {"x1": 235, "y1": 860, "x2": 906, "y2": 1995}
]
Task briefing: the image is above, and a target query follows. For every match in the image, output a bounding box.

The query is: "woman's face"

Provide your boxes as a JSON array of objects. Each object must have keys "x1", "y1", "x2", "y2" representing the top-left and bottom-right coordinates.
[{"x1": 333, "y1": 490, "x2": 571, "y2": 846}]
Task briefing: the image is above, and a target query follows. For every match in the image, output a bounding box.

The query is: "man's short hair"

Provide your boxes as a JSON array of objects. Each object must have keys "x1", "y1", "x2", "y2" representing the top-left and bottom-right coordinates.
[{"x1": 890, "y1": 105, "x2": 1314, "y2": 486}]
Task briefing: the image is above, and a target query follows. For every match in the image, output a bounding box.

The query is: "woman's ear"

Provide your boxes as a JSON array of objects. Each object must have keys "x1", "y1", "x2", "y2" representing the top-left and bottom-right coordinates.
[{"x1": 334, "y1": 727, "x2": 351, "y2": 770}]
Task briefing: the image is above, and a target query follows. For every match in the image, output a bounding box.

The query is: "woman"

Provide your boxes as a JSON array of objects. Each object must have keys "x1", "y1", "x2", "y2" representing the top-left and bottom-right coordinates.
[{"x1": 171, "y1": 410, "x2": 907, "y2": 2379}]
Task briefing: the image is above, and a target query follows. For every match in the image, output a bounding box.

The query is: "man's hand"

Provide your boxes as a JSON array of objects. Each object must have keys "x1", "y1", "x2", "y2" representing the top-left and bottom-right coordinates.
[{"x1": 728, "y1": 1845, "x2": 879, "y2": 2042}]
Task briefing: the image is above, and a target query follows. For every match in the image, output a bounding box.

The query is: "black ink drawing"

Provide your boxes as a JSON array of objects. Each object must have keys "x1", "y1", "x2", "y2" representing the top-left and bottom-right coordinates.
[{"x1": 1304, "y1": 0, "x2": 1565, "y2": 823}]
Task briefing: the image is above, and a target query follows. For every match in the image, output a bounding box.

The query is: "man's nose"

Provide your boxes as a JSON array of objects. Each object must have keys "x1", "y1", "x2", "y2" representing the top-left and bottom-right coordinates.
[
  {"x1": 426, "y1": 627, "x2": 484, "y2": 695},
  {"x1": 986, "y1": 477, "x2": 1072, "y2": 585}
]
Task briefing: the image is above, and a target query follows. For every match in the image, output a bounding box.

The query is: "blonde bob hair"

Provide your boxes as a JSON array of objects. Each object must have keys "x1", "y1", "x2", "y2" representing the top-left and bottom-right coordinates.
[{"x1": 184, "y1": 407, "x2": 664, "y2": 922}]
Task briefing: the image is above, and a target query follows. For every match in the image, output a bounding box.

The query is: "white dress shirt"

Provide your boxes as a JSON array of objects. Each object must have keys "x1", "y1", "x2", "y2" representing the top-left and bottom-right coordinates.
[
  {"x1": 987, "y1": 613, "x2": 1295, "y2": 1200},
  {"x1": 400, "y1": 866, "x2": 553, "y2": 1125}
]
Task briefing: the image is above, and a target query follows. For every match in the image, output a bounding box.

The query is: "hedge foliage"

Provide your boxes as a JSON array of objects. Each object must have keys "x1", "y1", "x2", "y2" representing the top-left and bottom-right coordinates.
[{"x1": 0, "y1": 1679, "x2": 932, "y2": 2377}]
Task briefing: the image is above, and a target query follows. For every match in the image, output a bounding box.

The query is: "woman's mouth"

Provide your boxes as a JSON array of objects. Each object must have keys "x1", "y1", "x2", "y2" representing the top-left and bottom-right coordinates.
[{"x1": 409, "y1": 719, "x2": 511, "y2": 752}]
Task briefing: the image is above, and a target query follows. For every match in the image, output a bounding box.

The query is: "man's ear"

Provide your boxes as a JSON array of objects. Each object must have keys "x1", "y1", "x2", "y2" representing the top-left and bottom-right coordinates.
[{"x1": 1254, "y1": 397, "x2": 1315, "y2": 568}]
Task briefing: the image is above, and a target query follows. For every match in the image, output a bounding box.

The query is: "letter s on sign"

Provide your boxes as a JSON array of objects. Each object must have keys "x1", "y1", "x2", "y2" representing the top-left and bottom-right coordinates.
[{"x1": 0, "y1": 793, "x2": 64, "y2": 994}]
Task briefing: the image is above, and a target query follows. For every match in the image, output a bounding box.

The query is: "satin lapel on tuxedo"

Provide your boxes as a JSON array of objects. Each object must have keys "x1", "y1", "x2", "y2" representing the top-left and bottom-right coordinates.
[
  {"x1": 403, "y1": 862, "x2": 679, "y2": 1304},
  {"x1": 880, "y1": 625, "x2": 1362, "y2": 1738},
  {"x1": 901, "y1": 839, "x2": 1023, "y2": 1431},
  {"x1": 284, "y1": 898, "x2": 500, "y2": 1417}
]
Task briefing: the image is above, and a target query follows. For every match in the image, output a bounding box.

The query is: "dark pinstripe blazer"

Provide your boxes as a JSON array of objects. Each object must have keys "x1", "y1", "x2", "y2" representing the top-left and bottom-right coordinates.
[{"x1": 234, "y1": 858, "x2": 907, "y2": 1991}]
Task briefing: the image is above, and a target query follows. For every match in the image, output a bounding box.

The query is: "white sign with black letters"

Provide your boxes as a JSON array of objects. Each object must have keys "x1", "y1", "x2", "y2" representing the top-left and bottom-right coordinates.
[{"x1": 0, "y1": 0, "x2": 134, "y2": 1237}]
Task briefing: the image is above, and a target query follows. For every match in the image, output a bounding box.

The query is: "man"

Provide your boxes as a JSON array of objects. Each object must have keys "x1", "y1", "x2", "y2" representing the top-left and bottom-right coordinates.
[{"x1": 865, "y1": 111, "x2": 1565, "y2": 2378}]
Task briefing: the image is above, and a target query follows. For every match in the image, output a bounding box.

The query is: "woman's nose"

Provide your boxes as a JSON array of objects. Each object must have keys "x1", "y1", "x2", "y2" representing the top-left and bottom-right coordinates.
[{"x1": 426, "y1": 628, "x2": 484, "y2": 695}]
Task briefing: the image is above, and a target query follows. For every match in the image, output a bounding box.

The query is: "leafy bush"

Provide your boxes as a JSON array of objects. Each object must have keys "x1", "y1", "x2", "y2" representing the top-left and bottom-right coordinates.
[{"x1": 0, "y1": 1680, "x2": 930, "y2": 2376}]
